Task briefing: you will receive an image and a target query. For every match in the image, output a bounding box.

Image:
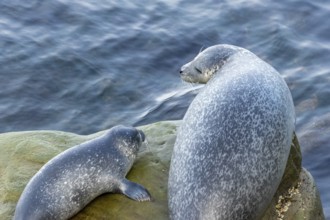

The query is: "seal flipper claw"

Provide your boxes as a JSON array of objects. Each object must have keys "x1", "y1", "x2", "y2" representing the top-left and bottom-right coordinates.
[{"x1": 119, "y1": 179, "x2": 151, "y2": 202}]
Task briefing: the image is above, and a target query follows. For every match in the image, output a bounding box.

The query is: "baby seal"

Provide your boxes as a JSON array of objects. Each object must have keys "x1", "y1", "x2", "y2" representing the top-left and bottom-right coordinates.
[
  {"x1": 168, "y1": 44, "x2": 295, "y2": 219},
  {"x1": 14, "y1": 125, "x2": 151, "y2": 220}
]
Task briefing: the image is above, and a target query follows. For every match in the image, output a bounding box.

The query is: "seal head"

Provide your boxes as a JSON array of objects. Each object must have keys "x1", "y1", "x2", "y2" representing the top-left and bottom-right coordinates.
[{"x1": 180, "y1": 44, "x2": 241, "y2": 83}]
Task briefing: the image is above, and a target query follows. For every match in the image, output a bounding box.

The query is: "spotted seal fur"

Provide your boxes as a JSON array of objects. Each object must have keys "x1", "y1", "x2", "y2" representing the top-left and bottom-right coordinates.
[
  {"x1": 14, "y1": 125, "x2": 151, "y2": 220},
  {"x1": 168, "y1": 44, "x2": 295, "y2": 219}
]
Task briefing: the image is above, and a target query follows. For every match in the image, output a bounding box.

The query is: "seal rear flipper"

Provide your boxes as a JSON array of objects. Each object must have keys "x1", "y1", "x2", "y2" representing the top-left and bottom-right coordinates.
[{"x1": 118, "y1": 179, "x2": 151, "y2": 202}]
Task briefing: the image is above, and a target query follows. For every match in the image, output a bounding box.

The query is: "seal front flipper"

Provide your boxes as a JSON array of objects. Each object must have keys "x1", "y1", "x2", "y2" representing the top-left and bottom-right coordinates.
[{"x1": 118, "y1": 179, "x2": 151, "y2": 202}]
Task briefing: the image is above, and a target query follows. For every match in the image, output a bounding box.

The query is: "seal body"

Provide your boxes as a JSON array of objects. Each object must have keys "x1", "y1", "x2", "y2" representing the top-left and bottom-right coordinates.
[
  {"x1": 14, "y1": 125, "x2": 150, "y2": 220},
  {"x1": 168, "y1": 44, "x2": 295, "y2": 220}
]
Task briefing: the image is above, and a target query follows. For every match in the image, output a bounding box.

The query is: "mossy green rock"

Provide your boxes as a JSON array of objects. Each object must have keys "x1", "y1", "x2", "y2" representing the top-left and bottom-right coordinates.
[
  {"x1": 0, "y1": 120, "x2": 324, "y2": 219},
  {"x1": 262, "y1": 134, "x2": 324, "y2": 220},
  {"x1": 0, "y1": 121, "x2": 178, "y2": 220}
]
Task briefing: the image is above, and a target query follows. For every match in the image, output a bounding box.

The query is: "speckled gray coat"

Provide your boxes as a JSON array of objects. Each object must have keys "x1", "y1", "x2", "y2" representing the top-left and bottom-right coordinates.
[
  {"x1": 14, "y1": 125, "x2": 150, "y2": 220},
  {"x1": 168, "y1": 45, "x2": 295, "y2": 220}
]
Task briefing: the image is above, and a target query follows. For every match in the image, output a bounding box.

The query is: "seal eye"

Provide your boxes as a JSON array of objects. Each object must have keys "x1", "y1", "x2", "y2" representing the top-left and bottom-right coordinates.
[{"x1": 195, "y1": 67, "x2": 202, "y2": 74}]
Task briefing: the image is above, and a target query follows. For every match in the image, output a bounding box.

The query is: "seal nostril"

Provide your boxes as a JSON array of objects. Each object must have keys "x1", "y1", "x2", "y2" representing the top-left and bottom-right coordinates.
[{"x1": 179, "y1": 70, "x2": 183, "y2": 74}]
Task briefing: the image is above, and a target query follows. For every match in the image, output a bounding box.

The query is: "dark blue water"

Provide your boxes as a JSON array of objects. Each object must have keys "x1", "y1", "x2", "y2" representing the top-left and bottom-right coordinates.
[{"x1": 1, "y1": 0, "x2": 329, "y2": 217}]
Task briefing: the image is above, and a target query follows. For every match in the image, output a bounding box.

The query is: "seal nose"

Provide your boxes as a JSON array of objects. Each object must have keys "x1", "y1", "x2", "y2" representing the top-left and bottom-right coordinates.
[
  {"x1": 179, "y1": 66, "x2": 185, "y2": 75},
  {"x1": 180, "y1": 67, "x2": 186, "y2": 75},
  {"x1": 180, "y1": 62, "x2": 190, "y2": 75}
]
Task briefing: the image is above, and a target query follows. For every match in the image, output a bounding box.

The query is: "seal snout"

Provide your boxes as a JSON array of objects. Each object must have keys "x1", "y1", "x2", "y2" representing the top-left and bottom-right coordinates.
[
  {"x1": 180, "y1": 62, "x2": 191, "y2": 76},
  {"x1": 179, "y1": 68, "x2": 185, "y2": 76}
]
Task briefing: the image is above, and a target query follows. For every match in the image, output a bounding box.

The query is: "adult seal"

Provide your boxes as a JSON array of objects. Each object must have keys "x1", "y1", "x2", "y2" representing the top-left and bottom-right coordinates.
[
  {"x1": 168, "y1": 44, "x2": 295, "y2": 219},
  {"x1": 14, "y1": 125, "x2": 151, "y2": 220}
]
